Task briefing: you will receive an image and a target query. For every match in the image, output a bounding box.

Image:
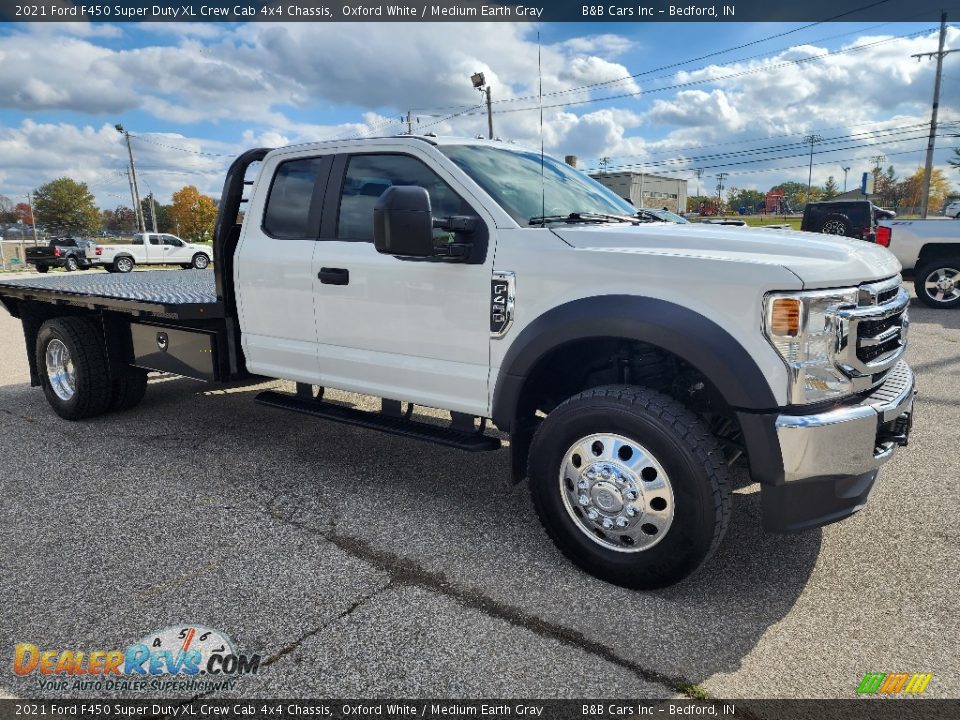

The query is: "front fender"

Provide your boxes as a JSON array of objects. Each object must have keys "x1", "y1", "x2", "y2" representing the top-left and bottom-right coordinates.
[{"x1": 491, "y1": 294, "x2": 778, "y2": 431}]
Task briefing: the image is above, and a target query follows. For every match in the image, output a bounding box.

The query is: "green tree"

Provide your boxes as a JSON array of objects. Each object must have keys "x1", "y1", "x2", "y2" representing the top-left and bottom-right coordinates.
[
  {"x1": 821, "y1": 176, "x2": 840, "y2": 200},
  {"x1": 727, "y1": 188, "x2": 765, "y2": 212},
  {"x1": 770, "y1": 181, "x2": 811, "y2": 211},
  {"x1": 32, "y1": 178, "x2": 100, "y2": 234},
  {"x1": 948, "y1": 147, "x2": 960, "y2": 173},
  {"x1": 170, "y1": 185, "x2": 217, "y2": 242}
]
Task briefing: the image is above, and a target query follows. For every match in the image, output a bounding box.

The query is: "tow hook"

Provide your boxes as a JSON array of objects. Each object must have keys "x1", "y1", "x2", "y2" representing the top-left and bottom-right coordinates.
[{"x1": 879, "y1": 411, "x2": 912, "y2": 448}]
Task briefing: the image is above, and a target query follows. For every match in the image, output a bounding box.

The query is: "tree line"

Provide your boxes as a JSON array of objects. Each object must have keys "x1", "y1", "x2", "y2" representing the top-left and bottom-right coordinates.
[{"x1": 0, "y1": 178, "x2": 218, "y2": 243}]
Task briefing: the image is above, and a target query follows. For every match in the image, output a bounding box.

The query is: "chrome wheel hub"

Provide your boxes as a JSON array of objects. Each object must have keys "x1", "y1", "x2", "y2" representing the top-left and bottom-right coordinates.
[
  {"x1": 45, "y1": 339, "x2": 76, "y2": 401},
  {"x1": 925, "y1": 267, "x2": 960, "y2": 303},
  {"x1": 560, "y1": 433, "x2": 675, "y2": 553}
]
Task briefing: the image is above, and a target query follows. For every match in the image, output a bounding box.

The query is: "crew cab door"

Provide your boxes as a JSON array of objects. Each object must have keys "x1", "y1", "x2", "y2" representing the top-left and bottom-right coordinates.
[
  {"x1": 235, "y1": 152, "x2": 334, "y2": 383},
  {"x1": 312, "y1": 148, "x2": 496, "y2": 416}
]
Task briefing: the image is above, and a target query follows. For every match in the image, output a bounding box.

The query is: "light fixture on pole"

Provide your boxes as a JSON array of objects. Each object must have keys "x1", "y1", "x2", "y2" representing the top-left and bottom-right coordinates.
[
  {"x1": 842, "y1": 166, "x2": 851, "y2": 192},
  {"x1": 471, "y1": 71, "x2": 494, "y2": 140}
]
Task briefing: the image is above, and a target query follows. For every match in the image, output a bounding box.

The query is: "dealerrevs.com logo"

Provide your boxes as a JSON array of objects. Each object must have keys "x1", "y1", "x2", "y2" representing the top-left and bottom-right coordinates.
[
  {"x1": 856, "y1": 672, "x2": 933, "y2": 696},
  {"x1": 13, "y1": 625, "x2": 260, "y2": 693}
]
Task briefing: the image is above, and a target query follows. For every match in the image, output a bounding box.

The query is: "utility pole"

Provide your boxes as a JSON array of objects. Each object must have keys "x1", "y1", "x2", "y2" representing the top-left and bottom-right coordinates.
[
  {"x1": 913, "y1": 12, "x2": 956, "y2": 217},
  {"x1": 406, "y1": 110, "x2": 413, "y2": 135},
  {"x1": 804, "y1": 134, "x2": 823, "y2": 204},
  {"x1": 694, "y1": 168, "x2": 703, "y2": 198},
  {"x1": 484, "y1": 86, "x2": 494, "y2": 139},
  {"x1": 716, "y1": 172, "x2": 728, "y2": 207},
  {"x1": 125, "y1": 169, "x2": 139, "y2": 230},
  {"x1": 149, "y1": 192, "x2": 159, "y2": 233},
  {"x1": 116, "y1": 124, "x2": 145, "y2": 232},
  {"x1": 599, "y1": 156, "x2": 610, "y2": 174},
  {"x1": 842, "y1": 166, "x2": 851, "y2": 192},
  {"x1": 26, "y1": 191, "x2": 38, "y2": 247}
]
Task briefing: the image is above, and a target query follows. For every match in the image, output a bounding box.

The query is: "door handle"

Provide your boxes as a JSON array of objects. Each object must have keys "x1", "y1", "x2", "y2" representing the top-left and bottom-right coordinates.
[{"x1": 319, "y1": 267, "x2": 349, "y2": 285}]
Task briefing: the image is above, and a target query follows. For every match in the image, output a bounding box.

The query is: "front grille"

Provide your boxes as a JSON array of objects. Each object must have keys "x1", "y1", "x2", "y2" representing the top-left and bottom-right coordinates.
[
  {"x1": 877, "y1": 287, "x2": 899, "y2": 304},
  {"x1": 837, "y1": 279, "x2": 908, "y2": 380},
  {"x1": 856, "y1": 309, "x2": 906, "y2": 364}
]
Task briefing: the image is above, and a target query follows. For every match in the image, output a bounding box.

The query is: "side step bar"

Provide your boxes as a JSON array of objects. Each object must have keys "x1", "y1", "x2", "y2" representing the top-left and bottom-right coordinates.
[{"x1": 255, "y1": 390, "x2": 502, "y2": 452}]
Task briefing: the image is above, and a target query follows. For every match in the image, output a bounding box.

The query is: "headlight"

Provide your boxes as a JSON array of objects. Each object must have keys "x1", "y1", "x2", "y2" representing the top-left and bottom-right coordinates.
[{"x1": 763, "y1": 288, "x2": 858, "y2": 404}]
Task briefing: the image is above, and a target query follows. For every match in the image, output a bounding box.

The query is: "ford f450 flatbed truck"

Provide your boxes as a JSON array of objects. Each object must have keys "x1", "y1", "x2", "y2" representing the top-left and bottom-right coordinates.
[{"x1": 0, "y1": 137, "x2": 916, "y2": 588}]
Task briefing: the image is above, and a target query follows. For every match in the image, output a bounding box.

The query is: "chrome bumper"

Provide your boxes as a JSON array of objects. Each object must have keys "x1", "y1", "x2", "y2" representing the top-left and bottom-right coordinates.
[{"x1": 775, "y1": 361, "x2": 915, "y2": 483}]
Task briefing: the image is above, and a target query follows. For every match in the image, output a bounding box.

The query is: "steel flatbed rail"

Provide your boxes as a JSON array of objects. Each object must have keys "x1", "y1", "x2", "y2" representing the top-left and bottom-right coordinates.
[{"x1": 0, "y1": 270, "x2": 223, "y2": 321}]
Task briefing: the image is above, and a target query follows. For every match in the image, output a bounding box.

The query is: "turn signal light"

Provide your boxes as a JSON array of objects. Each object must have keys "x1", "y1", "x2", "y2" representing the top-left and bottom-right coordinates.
[
  {"x1": 876, "y1": 226, "x2": 891, "y2": 247},
  {"x1": 770, "y1": 298, "x2": 801, "y2": 337}
]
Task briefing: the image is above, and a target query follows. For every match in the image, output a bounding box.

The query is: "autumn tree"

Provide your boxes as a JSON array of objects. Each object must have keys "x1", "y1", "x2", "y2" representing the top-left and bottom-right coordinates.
[
  {"x1": 32, "y1": 177, "x2": 100, "y2": 234},
  {"x1": 14, "y1": 203, "x2": 34, "y2": 225},
  {"x1": 101, "y1": 206, "x2": 137, "y2": 234},
  {"x1": 899, "y1": 167, "x2": 952, "y2": 212},
  {"x1": 170, "y1": 186, "x2": 217, "y2": 242}
]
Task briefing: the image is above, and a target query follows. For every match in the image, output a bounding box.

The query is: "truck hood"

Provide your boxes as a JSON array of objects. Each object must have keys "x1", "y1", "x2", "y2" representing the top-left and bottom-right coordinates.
[{"x1": 552, "y1": 223, "x2": 901, "y2": 288}]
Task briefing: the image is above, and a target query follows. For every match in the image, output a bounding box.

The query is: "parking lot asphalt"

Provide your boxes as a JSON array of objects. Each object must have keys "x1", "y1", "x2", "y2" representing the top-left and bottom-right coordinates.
[{"x1": 0, "y1": 285, "x2": 957, "y2": 703}]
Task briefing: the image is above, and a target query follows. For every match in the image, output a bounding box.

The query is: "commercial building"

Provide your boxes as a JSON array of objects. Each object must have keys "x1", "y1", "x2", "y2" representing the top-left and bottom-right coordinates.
[{"x1": 588, "y1": 171, "x2": 688, "y2": 213}]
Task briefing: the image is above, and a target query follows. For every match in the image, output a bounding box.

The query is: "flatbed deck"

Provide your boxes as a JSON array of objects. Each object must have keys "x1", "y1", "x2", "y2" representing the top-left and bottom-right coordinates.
[{"x1": 0, "y1": 270, "x2": 222, "y2": 320}]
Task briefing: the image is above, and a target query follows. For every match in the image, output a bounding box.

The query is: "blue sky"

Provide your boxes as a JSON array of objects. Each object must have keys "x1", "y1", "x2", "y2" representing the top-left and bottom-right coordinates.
[{"x1": 0, "y1": 20, "x2": 957, "y2": 206}]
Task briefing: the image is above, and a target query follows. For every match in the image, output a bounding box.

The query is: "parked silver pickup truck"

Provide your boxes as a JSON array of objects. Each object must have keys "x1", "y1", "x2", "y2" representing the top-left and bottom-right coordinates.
[{"x1": 879, "y1": 219, "x2": 960, "y2": 309}]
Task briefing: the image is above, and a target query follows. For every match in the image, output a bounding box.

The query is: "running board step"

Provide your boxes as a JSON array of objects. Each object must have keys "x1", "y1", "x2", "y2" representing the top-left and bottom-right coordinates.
[{"x1": 255, "y1": 390, "x2": 501, "y2": 452}]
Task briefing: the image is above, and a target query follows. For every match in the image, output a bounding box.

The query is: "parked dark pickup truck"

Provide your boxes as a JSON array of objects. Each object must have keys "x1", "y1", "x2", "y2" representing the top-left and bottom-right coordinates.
[{"x1": 26, "y1": 238, "x2": 96, "y2": 273}]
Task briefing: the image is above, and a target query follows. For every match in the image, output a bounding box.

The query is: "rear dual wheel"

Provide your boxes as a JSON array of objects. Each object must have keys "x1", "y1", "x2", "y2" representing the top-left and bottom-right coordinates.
[
  {"x1": 529, "y1": 385, "x2": 731, "y2": 589},
  {"x1": 36, "y1": 317, "x2": 148, "y2": 420}
]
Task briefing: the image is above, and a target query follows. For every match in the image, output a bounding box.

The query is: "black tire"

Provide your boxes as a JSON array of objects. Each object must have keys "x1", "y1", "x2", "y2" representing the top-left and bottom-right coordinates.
[
  {"x1": 192, "y1": 253, "x2": 210, "y2": 270},
  {"x1": 114, "y1": 256, "x2": 134, "y2": 273},
  {"x1": 111, "y1": 367, "x2": 148, "y2": 411},
  {"x1": 65, "y1": 255, "x2": 79, "y2": 272},
  {"x1": 104, "y1": 264, "x2": 118, "y2": 273},
  {"x1": 528, "y1": 385, "x2": 731, "y2": 589},
  {"x1": 819, "y1": 213, "x2": 851, "y2": 236},
  {"x1": 180, "y1": 264, "x2": 193, "y2": 270},
  {"x1": 914, "y1": 256, "x2": 960, "y2": 309},
  {"x1": 35, "y1": 264, "x2": 49, "y2": 274},
  {"x1": 35, "y1": 318, "x2": 112, "y2": 420}
]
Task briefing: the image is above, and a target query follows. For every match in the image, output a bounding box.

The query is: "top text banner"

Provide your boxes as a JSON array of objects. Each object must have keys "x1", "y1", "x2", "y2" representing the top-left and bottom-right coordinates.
[{"x1": 0, "y1": 0, "x2": 952, "y2": 22}]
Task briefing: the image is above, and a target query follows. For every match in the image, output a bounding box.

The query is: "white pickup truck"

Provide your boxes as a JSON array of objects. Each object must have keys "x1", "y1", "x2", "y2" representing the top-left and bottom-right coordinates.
[
  {"x1": 0, "y1": 136, "x2": 916, "y2": 588},
  {"x1": 89, "y1": 232, "x2": 213, "y2": 273},
  {"x1": 878, "y1": 218, "x2": 960, "y2": 308}
]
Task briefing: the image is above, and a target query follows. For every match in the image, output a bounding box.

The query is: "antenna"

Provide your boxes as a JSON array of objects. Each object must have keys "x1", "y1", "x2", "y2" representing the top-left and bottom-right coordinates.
[{"x1": 538, "y1": 32, "x2": 545, "y2": 221}]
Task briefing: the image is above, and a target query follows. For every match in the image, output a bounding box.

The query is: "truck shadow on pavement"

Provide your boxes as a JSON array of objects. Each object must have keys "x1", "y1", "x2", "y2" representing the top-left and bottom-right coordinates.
[{"x1": 0, "y1": 376, "x2": 822, "y2": 697}]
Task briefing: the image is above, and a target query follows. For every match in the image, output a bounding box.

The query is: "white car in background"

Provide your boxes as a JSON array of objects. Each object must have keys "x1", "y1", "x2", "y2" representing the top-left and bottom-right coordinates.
[
  {"x1": 89, "y1": 232, "x2": 213, "y2": 273},
  {"x1": 942, "y1": 200, "x2": 960, "y2": 218}
]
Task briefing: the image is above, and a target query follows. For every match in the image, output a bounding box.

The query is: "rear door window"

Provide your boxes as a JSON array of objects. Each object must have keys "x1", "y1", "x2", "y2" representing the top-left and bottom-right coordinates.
[{"x1": 263, "y1": 157, "x2": 328, "y2": 239}]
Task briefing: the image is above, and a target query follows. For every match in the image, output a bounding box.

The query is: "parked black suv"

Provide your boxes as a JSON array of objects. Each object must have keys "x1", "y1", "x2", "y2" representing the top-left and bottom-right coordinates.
[{"x1": 801, "y1": 200, "x2": 895, "y2": 241}]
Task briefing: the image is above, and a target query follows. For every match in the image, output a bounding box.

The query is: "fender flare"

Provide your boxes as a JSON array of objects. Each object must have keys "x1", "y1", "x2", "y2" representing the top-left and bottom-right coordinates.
[{"x1": 491, "y1": 295, "x2": 779, "y2": 431}]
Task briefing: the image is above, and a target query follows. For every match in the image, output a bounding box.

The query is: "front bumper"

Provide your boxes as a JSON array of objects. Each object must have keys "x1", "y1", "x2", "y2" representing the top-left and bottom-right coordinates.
[{"x1": 741, "y1": 361, "x2": 915, "y2": 532}]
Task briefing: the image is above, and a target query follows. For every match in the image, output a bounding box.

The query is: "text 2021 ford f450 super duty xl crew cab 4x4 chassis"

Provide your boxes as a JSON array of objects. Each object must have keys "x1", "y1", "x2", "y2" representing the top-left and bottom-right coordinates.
[{"x1": 0, "y1": 137, "x2": 916, "y2": 588}]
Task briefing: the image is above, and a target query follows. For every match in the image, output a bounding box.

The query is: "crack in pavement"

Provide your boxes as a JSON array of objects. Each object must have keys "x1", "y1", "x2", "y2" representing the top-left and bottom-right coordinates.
[{"x1": 268, "y1": 511, "x2": 699, "y2": 701}]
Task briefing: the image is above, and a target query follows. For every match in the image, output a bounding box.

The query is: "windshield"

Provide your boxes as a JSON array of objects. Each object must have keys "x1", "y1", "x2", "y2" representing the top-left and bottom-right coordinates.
[{"x1": 439, "y1": 144, "x2": 636, "y2": 226}]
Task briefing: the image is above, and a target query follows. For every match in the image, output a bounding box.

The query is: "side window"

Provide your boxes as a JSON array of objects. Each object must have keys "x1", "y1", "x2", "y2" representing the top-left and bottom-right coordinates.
[
  {"x1": 162, "y1": 235, "x2": 183, "y2": 247},
  {"x1": 148, "y1": 235, "x2": 160, "y2": 246},
  {"x1": 263, "y1": 157, "x2": 327, "y2": 239},
  {"x1": 336, "y1": 154, "x2": 471, "y2": 242},
  {"x1": 131, "y1": 236, "x2": 144, "y2": 246}
]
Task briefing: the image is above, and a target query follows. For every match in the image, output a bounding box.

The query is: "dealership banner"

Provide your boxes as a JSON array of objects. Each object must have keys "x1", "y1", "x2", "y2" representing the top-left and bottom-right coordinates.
[
  {"x1": 0, "y1": 0, "x2": 950, "y2": 23},
  {"x1": 0, "y1": 700, "x2": 957, "y2": 719}
]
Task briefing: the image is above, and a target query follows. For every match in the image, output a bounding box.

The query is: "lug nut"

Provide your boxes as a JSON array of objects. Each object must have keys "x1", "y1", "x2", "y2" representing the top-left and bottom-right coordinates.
[
  {"x1": 601, "y1": 469, "x2": 612, "y2": 480},
  {"x1": 602, "y1": 517, "x2": 614, "y2": 529},
  {"x1": 615, "y1": 516, "x2": 628, "y2": 528},
  {"x1": 586, "y1": 470, "x2": 596, "y2": 480},
  {"x1": 578, "y1": 494, "x2": 590, "y2": 506},
  {"x1": 626, "y1": 506, "x2": 638, "y2": 517},
  {"x1": 578, "y1": 479, "x2": 589, "y2": 490},
  {"x1": 626, "y1": 490, "x2": 638, "y2": 501},
  {"x1": 587, "y1": 509, "x2": 599, "y2": 521}
]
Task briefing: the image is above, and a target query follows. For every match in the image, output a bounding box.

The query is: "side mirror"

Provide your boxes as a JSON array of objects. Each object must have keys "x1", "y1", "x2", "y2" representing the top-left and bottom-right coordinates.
[{"x1": 373, "y1": 186, "x2": 435, "y2": 257}]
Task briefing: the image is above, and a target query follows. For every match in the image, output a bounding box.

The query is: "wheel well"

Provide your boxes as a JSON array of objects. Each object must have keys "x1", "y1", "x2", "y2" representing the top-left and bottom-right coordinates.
[
  {"x1": 918, "y1": 243, "x2": 960, "y2": 267},
  {"x1": 513, "y1": 337, "x2": 745, "y2": 464}
]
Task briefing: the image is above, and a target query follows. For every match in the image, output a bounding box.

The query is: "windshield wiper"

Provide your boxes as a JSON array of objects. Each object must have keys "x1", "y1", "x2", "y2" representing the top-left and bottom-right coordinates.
[{"x1": 528, "y1": 212, "x2": 640, "y2": 227}]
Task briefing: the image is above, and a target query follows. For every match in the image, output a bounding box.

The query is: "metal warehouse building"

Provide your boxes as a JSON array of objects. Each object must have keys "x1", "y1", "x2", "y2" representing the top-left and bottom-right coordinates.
[{"x1": 589, "y1": 172, "x2": 688, "y2": 213}]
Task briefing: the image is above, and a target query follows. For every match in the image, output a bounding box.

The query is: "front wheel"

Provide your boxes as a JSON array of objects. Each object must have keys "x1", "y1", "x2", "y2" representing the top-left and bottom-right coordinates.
[
  {"x1": 915, "y1": 257, "x2": 960, "y2": 309},
  {"x1": 528, "y1": 385, "x2": 730, "y2": 589},
  {"x1": 192, "y1": 253, "x2": 210, "y2": 270}
]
